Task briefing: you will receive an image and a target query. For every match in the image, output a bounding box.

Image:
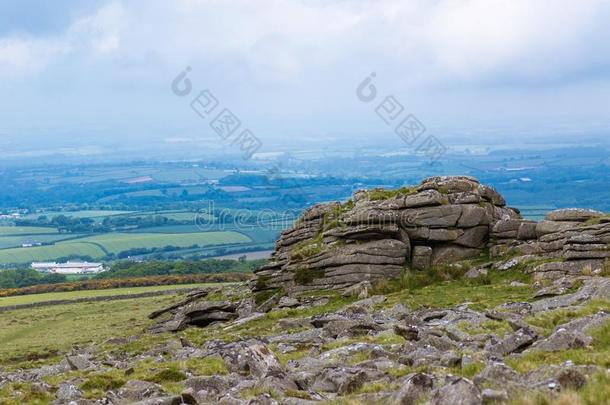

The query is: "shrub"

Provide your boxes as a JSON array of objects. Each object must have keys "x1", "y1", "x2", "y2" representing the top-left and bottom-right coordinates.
[
  {"x1": 294, "y1": 267, "x2": 325, "y2": 285},
  {"x1": 255, "y1": 275, "x2": 270, "y2": 290}
]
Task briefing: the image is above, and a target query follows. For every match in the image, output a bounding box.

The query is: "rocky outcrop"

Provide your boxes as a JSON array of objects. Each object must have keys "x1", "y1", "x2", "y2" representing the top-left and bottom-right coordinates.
[
  {"x1": 493, "y1": 209, "x2": 610, "y2": 280},
  {"x1": 255, "y1": 176, "x2": 521, "y2": 292},
  {"x1": 254, "y1": 176, "x2": 609, "y2": 292}
]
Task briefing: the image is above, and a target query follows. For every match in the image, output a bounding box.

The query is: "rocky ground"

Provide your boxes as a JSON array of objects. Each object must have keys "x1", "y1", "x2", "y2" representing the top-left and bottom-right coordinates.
[
  {"x1": 1, "y1": 266, "x2": 608, "y2": 404},
  {"x1": 1, "y1": 176, "x2": 609, "y2": 404}
]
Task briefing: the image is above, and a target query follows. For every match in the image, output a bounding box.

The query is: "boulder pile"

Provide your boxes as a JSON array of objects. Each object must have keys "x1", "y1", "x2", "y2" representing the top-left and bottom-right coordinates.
[
  {"x1": 254, "y1": 176, "x2": 609, "y2": 292},
  {"x1": 255, "y1": 176, "x2": 520, "y2": 292},
  {"x1": 493, "y1": 208, "x2": 610, "y2": 280}
]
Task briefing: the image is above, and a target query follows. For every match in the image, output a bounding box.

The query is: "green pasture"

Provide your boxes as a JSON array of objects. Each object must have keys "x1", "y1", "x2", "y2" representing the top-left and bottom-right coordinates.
[
  {"x1": 0, "y1": 234, "x2": 84, "y2": 249},
  {"x1": 0, "y1": 243, "x2": 106, "y2": 263},
  {"x1": 74, "y1": 231, "x2": 251, "y2": 254},
  {"x1": 0, "y1": 295, "x2": 174, "y2": 364},
  {"x1": 0, "y1": 226, "x2": 59, "y2": 235},
  {"x1": 0, "y1": 283, "x2": 211, "y2": 307}
]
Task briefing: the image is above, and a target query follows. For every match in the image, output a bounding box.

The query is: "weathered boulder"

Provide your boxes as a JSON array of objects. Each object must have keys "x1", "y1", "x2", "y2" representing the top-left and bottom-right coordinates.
[
  {"x1": 545, "y1": 209, "x2": 605, "y2": 222},
  {"x1": 150, "y1": 301, "x2": 239, "y2": 333},
  {"x1": 311, "y1": 367, "x2": 368, "y2": 394},
  {"x1": 392, "y1": 373, "x2": 435, "y2": 405},
  {"x1": 485, "y1": 328, "x2": 538, "y2": 356},
  {"x1": 246, "y1": 176, "x2": 609, "y2": 295},
  {"x1": 110, "y1": 380, "x2": 166, "y2": 403},
  {"x1": 412, "y1": 246, "x2": 433, "y2": 270},
  {"x1": 430, "y1": 378, "x2": 482, "y2": 405},
  {"x1": 253, "y1": 176, "x2": 519, "y2": 292}
]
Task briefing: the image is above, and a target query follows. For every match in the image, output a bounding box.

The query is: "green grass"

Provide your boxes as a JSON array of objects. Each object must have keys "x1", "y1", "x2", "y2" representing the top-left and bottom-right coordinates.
[
  {"x1": 290, "y1": 232, "x2": 325, "y2": 261},
  {"x1": 73, "y1": 231, "x2": 251, "y2": 254},
  {"x1": 0, "y1": 283, "x2": 211, "y2": 307},
  {"x1": 0, "y1": 381, "x2": 55, "y2": 404},
  {"x1": 458, "y1": 319, "x2": 513, "y2": 337},
  {"x1": 294, "y1": 267, "x2": 325, "y2": 285},
  {"x1": 0, "y1": 294, "x2": 180, "y2": 368},
  {"x1": 0, "y1": 242, "x2": 106, "y2": 263},
  {"x1": 381, "y1": 268, "x2": 534, "y2": 311},
  {"x1": 506, "y1": 321, "x2": 610, "y2": 374},
  {"x1": 0, "y1": 233, "x2": 84, "y2": 249},
  {"x1": 526, "y1": 300, "x2": 610, "y2": 336},
  {"x1": 0, "y1": 230, "x2": 252, "y2": 263}
]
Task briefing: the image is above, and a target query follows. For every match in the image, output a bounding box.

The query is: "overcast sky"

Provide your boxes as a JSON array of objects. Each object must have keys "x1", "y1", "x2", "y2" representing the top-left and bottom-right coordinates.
[{"x1": 1, "y1": 0, "x2": 610, "y2": 149}]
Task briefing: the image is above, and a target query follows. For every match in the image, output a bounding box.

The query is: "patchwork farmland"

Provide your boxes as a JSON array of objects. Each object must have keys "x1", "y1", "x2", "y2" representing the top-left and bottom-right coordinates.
[{"x1": 0, "y1": 208, "x2": 285, "y2": 265}]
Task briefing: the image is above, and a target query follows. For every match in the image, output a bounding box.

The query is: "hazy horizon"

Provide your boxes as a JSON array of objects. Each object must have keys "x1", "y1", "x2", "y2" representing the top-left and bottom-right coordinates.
[{"x1": 1, "y1": 0, "x2": 610, "y2": 155}]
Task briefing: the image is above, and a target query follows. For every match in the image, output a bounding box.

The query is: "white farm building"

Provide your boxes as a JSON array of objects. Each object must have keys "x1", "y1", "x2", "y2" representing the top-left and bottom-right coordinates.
[{"x1": 31, "y1": 262, "x2": 105, "y2": 275}]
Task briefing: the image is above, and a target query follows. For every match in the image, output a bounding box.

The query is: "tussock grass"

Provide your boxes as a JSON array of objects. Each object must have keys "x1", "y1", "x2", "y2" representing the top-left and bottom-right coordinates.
[
  {"x1": 0, "y1": 382, "x2": 55, "y2": 405},
  {"x1": 147, "y1": 368, "x2": 187, "y2": 383},
  {"x1": 526, "y1": 300, "x2": 610, "y2": 336},
  {"x1": 379, "y1": 268, "x2": 534, "y2": 311},
  {"x1": 459, "y1": 362, "x2": 485, "y2": 379},
  {"x1": 367, "y1": 187, "x2": 417, "y2": 201},
  {"x1": 509, "y1": 371, "x2": 610, "y2": 405},
  {"x1": 458, "y1": 319, "x2": 513, "y2": 337},
  {"x1": 185, "y1": 355, "x2": 229, "y2": 376},
  {"x1": 506, "y1": 321, "x2": 610, "y2": 374},
  {"x1": 0, "y1": 294, "x2": 179, "y2": 370},
  {"x1": 294, "y1": 267, "x2": 326, "y2": 285}
]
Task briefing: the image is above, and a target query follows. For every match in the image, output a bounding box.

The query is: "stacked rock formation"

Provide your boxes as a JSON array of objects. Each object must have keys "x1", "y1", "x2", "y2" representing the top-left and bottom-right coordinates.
[
  {"x1": 254, "y1": 176, "x2": 521, "y2": 292},
  {"x1": 493, "y1": 209, "x2": 610, "y2": 279}
]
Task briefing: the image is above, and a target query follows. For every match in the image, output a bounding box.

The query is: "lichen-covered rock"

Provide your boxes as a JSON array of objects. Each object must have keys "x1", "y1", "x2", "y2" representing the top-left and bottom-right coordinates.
[
  {"x1": 254, "y1": 176, "x2": 521, "y2": 292},
  {"x1": 430, "y1": 377, "x2": 482, "y2": 405},
  {"x1": 545, "y1": 209, "x2": 605, "y2": 222},
  {"x1": 253, "y1": 176, "x2": 609, "y2": 293}
]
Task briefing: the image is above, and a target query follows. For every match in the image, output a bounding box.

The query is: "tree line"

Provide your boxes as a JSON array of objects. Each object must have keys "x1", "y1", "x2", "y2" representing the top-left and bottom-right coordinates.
[{"x1": 0, "y1": 258, "x2": 266, "y2": 290}]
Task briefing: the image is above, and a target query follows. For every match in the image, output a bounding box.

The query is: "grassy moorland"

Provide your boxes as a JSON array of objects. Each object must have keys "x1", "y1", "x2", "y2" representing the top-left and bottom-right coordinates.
[
  {"x1": 0, "y1": 265, "x2": 608, "y2": 404},
  {"x1": 0, "y1": 294, "x2": 176, "y2": 367},
  {"x1": 0, "y1": 283, "x2": 209, "y2": 307}
]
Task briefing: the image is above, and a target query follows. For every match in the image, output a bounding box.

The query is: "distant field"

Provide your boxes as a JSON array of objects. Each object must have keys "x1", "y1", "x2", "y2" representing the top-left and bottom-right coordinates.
[
  {"x1": 213, "y1": 250, "x2": 272, "y2": 261},
  {"x1": 0, "y1": 283, "x2": 210, "y2": 307},
  {"x1": 0, "y1": 231, "x2": 251, "y2": 263},
  {"x1": 124, "y1": 210, "x2": 214, "y2": 222},
  {"x1": 0, "y1": 234, "x2": 83, "y2": 249},
  {"x1": 0, "y1": 243, "x2": 106, "y2": 263},
  {"x1": 75, "y1": 231, "x2": 251, "y2": 254},
  {"x1": 128, "y1": 224, "x2": 210, "y2": 233},
  {"x1": 0, "y1": 226, "x2": 59, "y2": 235},
  {"x1": 20, "y1": 210, "x2": 133, "y2": 220}
]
